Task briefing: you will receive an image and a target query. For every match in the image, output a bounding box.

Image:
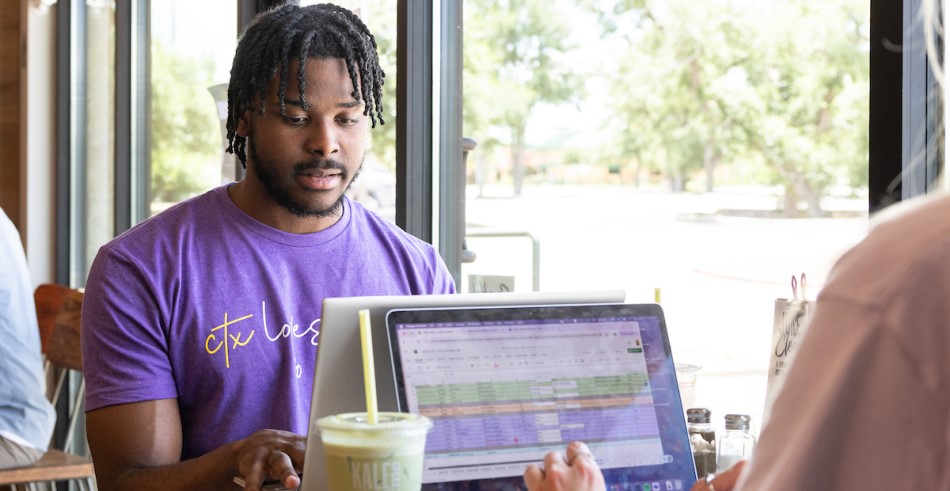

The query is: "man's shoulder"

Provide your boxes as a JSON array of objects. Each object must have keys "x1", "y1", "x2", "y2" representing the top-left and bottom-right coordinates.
[
  {"x1": 105, "y1": 188, "x2": 223, "y2": 252},
  {"x1": 346, "y1": 198, "x2": 431, "y2": 248}
]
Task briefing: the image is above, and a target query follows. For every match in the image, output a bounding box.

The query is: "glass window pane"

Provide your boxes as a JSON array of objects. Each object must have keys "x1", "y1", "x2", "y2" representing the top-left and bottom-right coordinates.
[
  {"x1": 462, "y1": 0, "x2": 870, "y2": 428},
  {"x1": 81, "y1": 1, "x2": 116, "y2": 283},
  {"x1": 148, "y1": 1, "x2": 237, "y2": 216}
]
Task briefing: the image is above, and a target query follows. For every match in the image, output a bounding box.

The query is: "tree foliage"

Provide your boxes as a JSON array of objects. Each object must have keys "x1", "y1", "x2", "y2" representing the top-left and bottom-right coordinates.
[
  {"x1": 359, "y1": 1, "x2": 398, "y2": 172},
  {"x1": 581, "y1": 0, "x2": 869, "y2": 215},
  {"x1": 464, "y1": 0, "x2": 585, "y2": 195},
  {"x1": 150, "y1": 42, "x2": 221, "y2": 203},
  {"x1": 150, "y1": 0, "x2": 870, "y2": 217}
]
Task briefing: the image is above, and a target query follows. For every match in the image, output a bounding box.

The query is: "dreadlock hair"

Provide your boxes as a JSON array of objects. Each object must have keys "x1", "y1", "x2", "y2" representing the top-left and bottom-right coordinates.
[{"x1": 225, "y1": 2, "x2": 386, "y2": 168}]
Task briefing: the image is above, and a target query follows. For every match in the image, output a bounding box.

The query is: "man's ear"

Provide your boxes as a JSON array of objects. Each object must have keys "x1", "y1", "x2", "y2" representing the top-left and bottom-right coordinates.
[{"x1": 236, "y1": 110, "x2": 251, "y2": 138}]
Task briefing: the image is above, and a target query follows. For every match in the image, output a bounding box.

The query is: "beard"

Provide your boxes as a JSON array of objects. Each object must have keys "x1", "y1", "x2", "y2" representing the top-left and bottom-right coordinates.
[{"x1": 247, "y1": 129, "x2": 363, "y2": 218}]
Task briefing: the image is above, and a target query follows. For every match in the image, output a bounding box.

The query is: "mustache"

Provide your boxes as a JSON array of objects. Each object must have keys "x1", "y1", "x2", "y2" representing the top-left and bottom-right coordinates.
[{"x1": 293, "y1": 159, "x2": 346, "y2": 174}]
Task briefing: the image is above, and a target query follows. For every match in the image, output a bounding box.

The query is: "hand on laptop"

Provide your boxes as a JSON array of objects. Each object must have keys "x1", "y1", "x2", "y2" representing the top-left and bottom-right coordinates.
[
  {"x1": 687, "y1": 461, "x2": 746, "y2": 491},
  {"x1": 524, "y1": 441, "x2": 605, "y2": 491},
  {"x1": 230, "y1": 429, "x2": 305, "y2": 491}
]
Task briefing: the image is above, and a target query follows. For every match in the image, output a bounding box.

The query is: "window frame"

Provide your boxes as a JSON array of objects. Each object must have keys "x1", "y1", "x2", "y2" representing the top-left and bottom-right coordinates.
[
  {"x1": 54, "y1": 0, "x2": 925, "y2": 288},
  {"x1": 869, "y1": 0, "x2": 943, "y2": 211},
  {"x1": 44, "y1": 0, "x2": 928, "y2": 471}
]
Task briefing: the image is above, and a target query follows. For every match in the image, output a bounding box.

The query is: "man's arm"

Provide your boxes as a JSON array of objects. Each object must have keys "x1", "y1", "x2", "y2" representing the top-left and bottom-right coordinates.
[{"x1": 86, "y1": 398, "x2": 304, "y2": 491}]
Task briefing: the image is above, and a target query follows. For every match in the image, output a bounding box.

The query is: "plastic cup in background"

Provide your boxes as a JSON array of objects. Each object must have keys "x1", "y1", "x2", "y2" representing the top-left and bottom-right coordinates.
[
  {"x1": 317, "y1": 411, "x2": 433, "y2": 491},
  {"x1": 675, "y1": 363, "x2": 701, "y2": 410}
]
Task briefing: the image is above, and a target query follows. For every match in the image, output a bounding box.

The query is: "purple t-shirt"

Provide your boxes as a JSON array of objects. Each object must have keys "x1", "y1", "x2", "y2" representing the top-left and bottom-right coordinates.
[{"x1": 81, "y1": 185, "x2": 455, "y2": 459}]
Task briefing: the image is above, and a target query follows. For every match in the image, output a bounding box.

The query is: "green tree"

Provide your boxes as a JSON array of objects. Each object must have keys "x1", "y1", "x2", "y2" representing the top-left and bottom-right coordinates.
[
  {"x1": 150, "y1": 42, "x2": 220, "y2": 203},
  {"x1": 587, "y1": 0, "x2": 758, "y2": 192},
  {"x1": 359, "y1": 1, "x2": 398, "y2": 172},
  {"x1": 585, "y1": 0, "x2": 869, "y2": 214},
  {"x1": 738, "y1": 0, "x2": 870, "y2": 215},
  {"x1": 464, "y1": 0, "x2": 585, "y2": 195}
]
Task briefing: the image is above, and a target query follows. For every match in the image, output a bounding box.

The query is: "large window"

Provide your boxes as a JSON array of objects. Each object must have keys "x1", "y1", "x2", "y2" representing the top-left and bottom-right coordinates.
[
  {"x1": 460, "y1": 0, "x2": 871, "y2": 428},
  {"x1": 149, "y1": 1, "x2": 238, "y2": 215},
  {"x1": 51, "y1": 0, "x2": 923, "y2": 440},
  {"x1": 148, "y1": 1, "x2": 399, "y2": 221}
]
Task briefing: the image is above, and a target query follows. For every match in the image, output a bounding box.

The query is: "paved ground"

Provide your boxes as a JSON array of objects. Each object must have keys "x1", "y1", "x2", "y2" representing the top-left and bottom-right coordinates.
[{"x1": 462, "y1": 183, "x2": 869, "y2": 433}]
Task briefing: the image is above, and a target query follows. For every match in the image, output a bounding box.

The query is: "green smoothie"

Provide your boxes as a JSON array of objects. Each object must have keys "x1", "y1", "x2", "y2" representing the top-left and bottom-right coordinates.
[{"x1": 317, "y1": 412, "x2": 432, "y2": 491}]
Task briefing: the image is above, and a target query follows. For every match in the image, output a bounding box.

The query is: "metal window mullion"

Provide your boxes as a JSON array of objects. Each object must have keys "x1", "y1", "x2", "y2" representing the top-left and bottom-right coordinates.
[
  {"x1": 55, "y1": 0, "x2": 73, "y2": 286},
  {"x1": 71, "y1": 2, "x2": 87, "y2": 287},
  {"x1": 869, "y1": 0, "x2": 904, "y2": 211},
  {"x1": 133, "y1": 0, "x2": 150, "y2": 223},
  {"x1": 55, "y1": 0, "x2": 87, "y2": 285},
  {"x1": 437, "y1": 0, "x2": 463, "y2": 284},
  {"x1": 115, "y1": 0, "x2": 131, "y2": 233},
  {"x1": 901, "y1": 0, "x2": 942, "y2": 200},
  {"x1": 397, "y1": 0, "x2": 434, "y2": 244},
  {"x1": 115, "y1": 0, "x2": 150, "y2": 234}
]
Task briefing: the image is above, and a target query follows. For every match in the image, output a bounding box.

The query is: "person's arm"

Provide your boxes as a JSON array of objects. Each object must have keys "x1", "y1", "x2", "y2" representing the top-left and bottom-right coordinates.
[{"x1": 86, "y1": 398, "x2": 304, "y2": 491}]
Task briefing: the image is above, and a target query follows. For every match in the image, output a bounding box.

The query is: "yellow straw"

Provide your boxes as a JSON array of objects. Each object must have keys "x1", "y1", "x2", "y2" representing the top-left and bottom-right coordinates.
[
  {"x1": 358, "y1": 309, "x2": 379, "y2": 424},
  {"x1": 654, "y1": 287, "x2": 662, "y2": 304}
]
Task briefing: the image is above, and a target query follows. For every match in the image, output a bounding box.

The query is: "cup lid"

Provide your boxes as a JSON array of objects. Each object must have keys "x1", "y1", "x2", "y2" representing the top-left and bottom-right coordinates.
[{"x1": 316, "y1": 412, "x2": 432, "y2": 436}]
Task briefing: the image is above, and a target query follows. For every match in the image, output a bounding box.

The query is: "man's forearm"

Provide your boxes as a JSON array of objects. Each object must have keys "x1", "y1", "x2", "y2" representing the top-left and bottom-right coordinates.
[{"x1": 99, "y1": 444, "x2": 236, "y2": 491}]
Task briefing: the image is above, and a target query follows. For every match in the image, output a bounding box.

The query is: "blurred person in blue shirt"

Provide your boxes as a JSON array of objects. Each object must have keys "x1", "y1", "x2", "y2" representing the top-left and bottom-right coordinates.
[{"x1": 0, "y1": 207, "x2": 55, "y2": 468}]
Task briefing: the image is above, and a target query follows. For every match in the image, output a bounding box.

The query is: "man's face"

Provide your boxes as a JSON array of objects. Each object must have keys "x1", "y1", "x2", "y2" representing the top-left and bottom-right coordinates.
[{"x1": 238, "y1": 57, "x2": 368, "y2": 219}]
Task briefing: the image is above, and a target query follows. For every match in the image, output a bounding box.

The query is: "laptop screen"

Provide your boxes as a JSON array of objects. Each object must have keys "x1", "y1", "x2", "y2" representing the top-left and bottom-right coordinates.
[{"x1": 387, "y1": 303, "x2": 696, "y2": 491}]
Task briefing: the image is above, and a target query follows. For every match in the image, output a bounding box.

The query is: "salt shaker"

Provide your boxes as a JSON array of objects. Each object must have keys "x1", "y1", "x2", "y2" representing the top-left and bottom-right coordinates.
[
  {"x1": 717, "y1": 413, "x2": 755, "y2": 471},
  {"x1": 686, "y1": 408, "x2": 716, "y2": 479}
]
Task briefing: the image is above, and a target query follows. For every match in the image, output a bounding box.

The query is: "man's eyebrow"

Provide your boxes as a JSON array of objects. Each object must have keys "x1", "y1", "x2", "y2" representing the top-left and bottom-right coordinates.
[{"x1": 278, "y1": 99, "x2": 363, "y2": 109}]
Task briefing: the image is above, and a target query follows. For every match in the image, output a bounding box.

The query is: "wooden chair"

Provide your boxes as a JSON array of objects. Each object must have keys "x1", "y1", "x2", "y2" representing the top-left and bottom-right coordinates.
[{"x1": 0, "y1": 284, "x2": 96, "y2": 490}]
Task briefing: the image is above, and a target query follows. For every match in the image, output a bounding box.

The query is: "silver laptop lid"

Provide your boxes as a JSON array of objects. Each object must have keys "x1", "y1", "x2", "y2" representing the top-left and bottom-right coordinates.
[{"x1": 300, "y1": 290, "x2": 625, "y2": 491}]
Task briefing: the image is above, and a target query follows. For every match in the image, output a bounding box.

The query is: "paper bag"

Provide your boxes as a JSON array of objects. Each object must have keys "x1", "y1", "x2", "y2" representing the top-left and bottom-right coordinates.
[{"x1": 762, "y1": 275, "x2": 815, "y2": 426}]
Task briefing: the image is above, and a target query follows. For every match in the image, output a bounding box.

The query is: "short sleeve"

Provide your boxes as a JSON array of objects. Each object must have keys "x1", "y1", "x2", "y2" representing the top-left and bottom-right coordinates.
[{"x1": 82, "y1": 245, "x2": 179, "y2": 411}]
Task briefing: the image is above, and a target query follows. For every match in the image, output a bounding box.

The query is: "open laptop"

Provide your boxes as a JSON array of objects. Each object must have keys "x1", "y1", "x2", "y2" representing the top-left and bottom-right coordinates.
[
  {"x1": 386, "y1": 303, "x2": 696, "y2": 490},
  {"x1": 299, "y1": 290, "x2": 626, "y2": 491}
]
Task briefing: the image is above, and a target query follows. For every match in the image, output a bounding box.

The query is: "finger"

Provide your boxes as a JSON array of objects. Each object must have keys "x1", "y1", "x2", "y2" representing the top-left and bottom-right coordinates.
[
  {"x1": 266, "y1": 451, "x2": 299, "y2": 488},
  {"x1": 543, "y1": 450, "x2": 567, "y2": 471},
  {"x1": 282, "y1": 471, "x2": 302, "y2": 490},
  {"x1": 523, "y1": 464, "x2": 544, "y2": 491},
  {"x1": 242, "y1": 459, "x2": 266, "y2": 491},
  {"x1": 688, "y1": 461, "x2": 747, "y2": 491},
  {"x1": 710, "y1": 460, "x2": 746, "y2": 491},
  {"x1": 283, "y1": 433, "x2": 308, "y2": 465},
  {"x1": 565, "y1": 441, "x2": 585, "y2": 461},
  {"x1": 565, "y1": 441, "x2": 595, "y2": 466},
  {"x1": 688, "y1": 479, "x2": 709, "y2": 491}
]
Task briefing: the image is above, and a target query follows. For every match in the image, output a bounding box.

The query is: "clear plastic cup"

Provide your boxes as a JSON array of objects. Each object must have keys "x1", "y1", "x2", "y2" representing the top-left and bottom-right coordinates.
[
  {"x1": 317, "y1": 412, "x2": 432, "y2": 491},
  {"x1": 675, "y1": 363, "x2": 701, "y2": 410}
]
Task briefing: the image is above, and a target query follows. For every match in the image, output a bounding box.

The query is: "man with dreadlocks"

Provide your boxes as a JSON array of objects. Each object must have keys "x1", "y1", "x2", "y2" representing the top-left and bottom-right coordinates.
[{"x1": 80, "y1": 4, "x2": 454, "y2": 490}]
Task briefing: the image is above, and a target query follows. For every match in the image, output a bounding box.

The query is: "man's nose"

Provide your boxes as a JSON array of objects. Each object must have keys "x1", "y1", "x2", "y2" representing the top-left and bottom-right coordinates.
[{"x1": 305, "y1": 122, "x2": 340, "y2": 156}]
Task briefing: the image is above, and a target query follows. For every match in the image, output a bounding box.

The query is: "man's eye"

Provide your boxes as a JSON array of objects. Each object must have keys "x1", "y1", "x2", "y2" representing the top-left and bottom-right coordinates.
[
  {"x1": 285, "y1": 116, "x2": 308, "y2": 124},
  {"x1": 338, "y1": 117, "x2": 360, "y2": 125}
]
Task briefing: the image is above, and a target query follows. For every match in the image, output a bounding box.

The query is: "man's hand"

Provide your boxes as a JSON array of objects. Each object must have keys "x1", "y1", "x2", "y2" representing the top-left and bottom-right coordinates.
[
  {"x1": 688, "y1": 461, "x2": 746, "y2": 491},
  {"x1": 230, "y1": 429, "x2": 306, "y2": 491},
  {"x1": 524, "y1": 441, "x2": 606, "y2": 491},
  {"x1": 87, "y1": 399, "x2": 306, "y2": 491}
]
